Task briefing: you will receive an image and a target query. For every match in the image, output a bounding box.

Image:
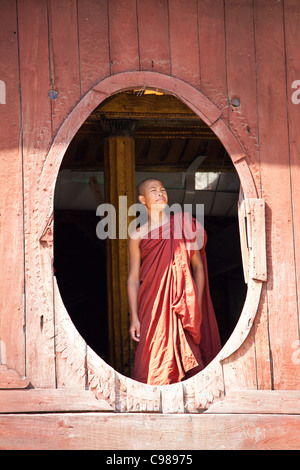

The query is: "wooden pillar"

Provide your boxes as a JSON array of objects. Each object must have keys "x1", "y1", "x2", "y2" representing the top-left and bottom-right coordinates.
[{"x1": 103, "y1": 120, "x2": 136, "y2": 376}]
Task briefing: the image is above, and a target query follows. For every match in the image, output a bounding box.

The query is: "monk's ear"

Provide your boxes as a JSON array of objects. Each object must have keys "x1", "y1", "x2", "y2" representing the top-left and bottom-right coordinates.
[{"x1": 138, "y1": 194, "x2": 146, "y2": 205}]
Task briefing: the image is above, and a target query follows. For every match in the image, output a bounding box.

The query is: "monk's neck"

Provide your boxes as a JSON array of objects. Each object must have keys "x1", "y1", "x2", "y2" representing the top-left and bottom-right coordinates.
[{"x1": 148, "y1": 209, "x2": 169, "y2": 229}]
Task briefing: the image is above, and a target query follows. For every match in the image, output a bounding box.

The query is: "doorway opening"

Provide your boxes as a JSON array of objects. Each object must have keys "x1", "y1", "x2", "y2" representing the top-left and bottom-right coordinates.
[{"x1": 54, "y1": 90, "x2": 247, "y2": 377}]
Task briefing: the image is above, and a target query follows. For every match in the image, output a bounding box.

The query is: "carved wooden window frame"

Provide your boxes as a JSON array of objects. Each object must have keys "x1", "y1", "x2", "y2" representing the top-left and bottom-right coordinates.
[{"x1": 38, "y1": 72, "x2": 266, "y2": 413}]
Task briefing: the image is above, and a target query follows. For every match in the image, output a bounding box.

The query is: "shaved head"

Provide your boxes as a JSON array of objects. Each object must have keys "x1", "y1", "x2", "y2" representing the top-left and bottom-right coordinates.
[{"x1": 137, "y1": 178, "x2": 163, "y2": 196}]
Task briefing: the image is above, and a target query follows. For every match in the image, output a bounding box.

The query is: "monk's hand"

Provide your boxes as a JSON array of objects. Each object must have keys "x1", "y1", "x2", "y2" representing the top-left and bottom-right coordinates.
[{"x1": 129, "y1": 319, "x2": 141, "y2": 342}]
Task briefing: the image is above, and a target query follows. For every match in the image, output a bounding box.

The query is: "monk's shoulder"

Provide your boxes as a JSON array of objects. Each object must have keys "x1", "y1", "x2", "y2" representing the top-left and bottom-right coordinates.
[{"x1": 128, "y1": 224, "x2": 146, "y2": 244}]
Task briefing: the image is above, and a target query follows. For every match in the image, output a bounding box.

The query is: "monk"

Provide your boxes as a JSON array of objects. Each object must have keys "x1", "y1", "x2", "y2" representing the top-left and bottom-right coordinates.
[{"x1": 127, "y1": 178, "x2": 221, "y2": 386}]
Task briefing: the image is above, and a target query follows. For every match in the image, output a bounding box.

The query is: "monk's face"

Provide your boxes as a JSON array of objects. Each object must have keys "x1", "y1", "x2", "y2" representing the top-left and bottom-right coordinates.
[{"x1": 139, "y1": 180, "x2": 168, "y2": 211}]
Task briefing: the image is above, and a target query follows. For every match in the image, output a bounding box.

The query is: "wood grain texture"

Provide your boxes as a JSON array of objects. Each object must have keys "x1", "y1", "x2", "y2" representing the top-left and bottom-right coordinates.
[
  {"x1": 137, "y1": 0, "x2": 170, "y2": 74},
  {"x1": 284, "y1": 0, "x2": 300, "y2": 358},
  {"x1": 0, "y1": 0, "x2": 25, "y2": 375},
  {"x1": 168, "y1": 0, "x2": 200, "y2": 89},
  {"x1": 225, "y1": 0, "x2": 260, "y2": 184},
  {"x1": 17, "y1": 0, "x2": 55, "y2": 388},
  {"x1": 254, "y1": 0, "x2": 300, "y2": 389},
  {"x1": 221, "y1": 198, "x2": 266, "y2": 391},
  {"x1": 0, "y1": 412, "x2": 299, "y2": 450},
  {"x1": 48, "y1": 0, "x2": 81, "y2": 136},
  {"x1": 198, "y1": 0, "x2": 228, "y2": 112},
  {"x1": 252, "y1": 283, "x2": 272, "y2": 390},
  {"x1": 108, "y1": 0, "x2": 139, "y2": 74},
  {"x1": 207, "y1": 390, "x2": 300, "y2": 414},
  {"x1": 0, "y1": 389, "x2": 112, "y2": 412},
  {"x1": 77, "y1": 0, "x2": 110, "y2": 96},
  {"x1": 104, "y1": 134, "x2": 136, "y2": 375}
]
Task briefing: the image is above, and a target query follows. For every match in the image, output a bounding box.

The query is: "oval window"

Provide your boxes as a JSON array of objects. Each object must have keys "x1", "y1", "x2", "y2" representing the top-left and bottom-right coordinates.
[
  {"x1": 53, "y1": 90, "x2": 246, "y2": 379},
  {"x1": 39, "y1": 72, "x2": 265, "y2": 412}
]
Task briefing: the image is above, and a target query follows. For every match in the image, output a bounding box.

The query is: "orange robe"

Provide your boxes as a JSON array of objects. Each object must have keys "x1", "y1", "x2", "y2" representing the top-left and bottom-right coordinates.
[{"x1": 133, "y1": 212, "x2": 221, "y2": 385}]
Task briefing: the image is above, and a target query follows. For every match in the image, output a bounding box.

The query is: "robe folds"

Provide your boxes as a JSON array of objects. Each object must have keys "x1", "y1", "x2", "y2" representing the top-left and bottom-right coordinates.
[{"x1": 133, "y1": 212, "x2": 221, "y2": 386}]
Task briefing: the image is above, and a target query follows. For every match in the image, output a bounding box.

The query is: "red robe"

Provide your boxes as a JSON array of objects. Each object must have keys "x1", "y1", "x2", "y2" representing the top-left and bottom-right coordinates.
[{"x1": 133, "y1": 212, "x2": 221, "y2": 385}]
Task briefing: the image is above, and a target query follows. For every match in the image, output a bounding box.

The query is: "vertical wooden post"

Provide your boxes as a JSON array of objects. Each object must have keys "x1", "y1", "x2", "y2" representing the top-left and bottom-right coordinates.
[{"x1": 103, "y1": 120, "x2": 136, "y2": 376}]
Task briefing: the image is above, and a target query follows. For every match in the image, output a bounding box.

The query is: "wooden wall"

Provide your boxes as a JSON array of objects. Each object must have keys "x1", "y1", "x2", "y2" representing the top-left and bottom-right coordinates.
[{"x1": 0, "y1": 0, "x2": 300, "y2": 417}]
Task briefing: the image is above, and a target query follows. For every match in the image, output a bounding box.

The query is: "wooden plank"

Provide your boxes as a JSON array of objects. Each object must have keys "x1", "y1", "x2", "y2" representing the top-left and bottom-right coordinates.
[
  {"x1": 77, "y1": 0, "x2": 110, "y2": 96},
  {"x1": 0, "y1": 389, "x2": 112, "y2": 413},
  {"x1": 206, "y1": 390, "x2": 300, "y2": 415},
  {"x1": 222, "y1": 328, "x2": 258, "y2": 392},
  {"x1": 198, "y1": 0, "x2": 227, "y2": 112},
  {"x1": 168, "y1": 0, "x2": 200, "y2": 89},
  {"x1": 0, "y1": 412, "x2": 299, "y2": 450},
  {"x1": 0, "y1": 0, "x2": 25, "y2": 375},
  {"x1": 97, "y1": 93, "x2": 197, "y2": 119},
  {"x1": 108, "y1": 0, "x2": 139, "y2": 75},
  {"x1": 17, "y1": 0, "x2": 55, "y2": 388},
  {"x1": 47, "y1": 0, "x2": 81, "y2": 135},
  {"x1": 247, "y1": 199, "x2": 267, "y2": 281},
  {"x1": 137, "y1": 0, "x2": 170, "y2": 74},
  {"x1": 253, "y1": 283, "x2": 272, "y2": 390},
  {"x1": 92, "y1": 72, "x2": 222, "y2": 126},
  {"x1": 220, "y1": 279, "x2": 262, "y2": 360},
  {"x1": 284, "y1": 1, "x2": 300, "y2": 346},
  {"x1": 254, "y1": 0, "x2": 300, "y2": 389},
  {"x1": 221, "y1": 198, "x2": 266, "y2": 391},
  {"x1": 225, "y1": 0, "x2": 260, "y2": 189},
  {"x1": 104, "y1": 134, "x2": 135, "y2": 376},
  {"x1": 237, "y1": 197, "x2": 266, "y2": 283}
]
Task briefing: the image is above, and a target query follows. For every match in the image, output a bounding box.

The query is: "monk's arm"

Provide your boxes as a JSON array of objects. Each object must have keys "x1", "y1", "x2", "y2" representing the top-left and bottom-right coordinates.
[
  {"x1": 190, "y1": 250, "x2": 205, "y2": 321},
  {"x1": 127, "y1": 236, "x2": 141, "y2": 342}
]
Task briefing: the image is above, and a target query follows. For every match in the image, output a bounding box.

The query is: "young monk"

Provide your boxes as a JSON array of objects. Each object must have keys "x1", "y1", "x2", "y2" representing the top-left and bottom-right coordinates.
[{"x1": 127, "y1": 178, "x2": 221, "y2": 386}]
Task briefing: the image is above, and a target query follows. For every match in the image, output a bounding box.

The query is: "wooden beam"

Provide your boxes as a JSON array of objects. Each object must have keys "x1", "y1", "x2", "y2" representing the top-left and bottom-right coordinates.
[
  {"x1": 0, "y1": 1, "x2": 25, "y2": 377},
  {"x1": 0, "y1": 389, "x2": 112, "y2": 413},
  {"x1": 18, "y1": 0, "x2": 55, "y2": 388},
  {"x1": 206, "y1": 390, "x2": 300, "y2": 415},
  {"x1": 104, "y1": 127, "x2": 136, "y2": 376},
  {"x1": 0, "y1": 412, "x2": 299, "y2": 450},
  {"x1": 90, "y1": 93, "x2": 199, "y2": 121}
]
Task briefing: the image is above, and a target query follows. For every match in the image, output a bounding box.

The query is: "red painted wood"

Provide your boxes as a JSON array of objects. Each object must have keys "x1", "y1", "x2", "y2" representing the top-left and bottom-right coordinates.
[
  {"x1": 77, "y1": 0, "x2": 110, "y2": 96},
  {"x1": 0, "y1": 412, "x2": 299, "y2": 450},
  {"x1": 0, "y1": 389, "x2": 112, "y2": 412},
  {"x1": 198, "y1": 0, "x2": 227, "y2": 112},
  {"x1": 284, "y1": 0, "x2": 300, "y2": 354},
  {"x1": 0, "y1": 1, "x2": 25, "y2": 375},
  {"x1": 224, "y1": 0, "x2": 271, "y2": 389},
  {"x1": 168, "y1": 0, "x2": 200, "y2": 89},
  {"x1": 225, "y1": 0, "x2": 260, "y2": 180},
  {"x1": 253, "y1": 284, "x2": 272, "y2": 389},
  {"x1": 48, "y1": 0, "x2": 81, "y2": 135},
  {"x1": 108, "y1": 0, "x2": 140, "y2": 75},
  {"x1": 137, "y1": 0, "x2": 170, "y2": 74},
  {"x1": 254, "y1": 0, "x2": 300, "y2": 389},
  {"x1": 207, "y1": 390, "x2": 300, "y2": 414},
  {"x1": 17, "y1": 0, "x2": 55, "y2": 387}
]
